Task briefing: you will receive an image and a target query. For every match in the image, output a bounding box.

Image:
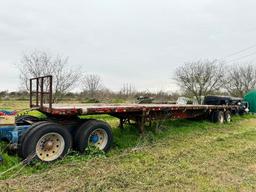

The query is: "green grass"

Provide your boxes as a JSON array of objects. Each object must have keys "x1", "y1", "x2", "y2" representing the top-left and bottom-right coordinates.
[
  {"x1": 0, "y1": 100, "x2": 29, "y2": 110},
  {"x1": 0, "y1": 100, "x2": 256, "y2": 191}
]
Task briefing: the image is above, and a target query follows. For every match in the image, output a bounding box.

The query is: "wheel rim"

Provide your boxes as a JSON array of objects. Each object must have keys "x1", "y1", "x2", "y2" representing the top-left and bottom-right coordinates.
[
  {"x1": 226, "y1": 114, "x2": 231, "y2": 122},
  {"x1": 88, "y1": 129, "x2": 108, "y2": 150},
  {"x1": 220, "y1": 114, "x2": 224, "y2": 123},
  {"x1": 36, "y1": 132, "x2": 65, "y2": 162}
]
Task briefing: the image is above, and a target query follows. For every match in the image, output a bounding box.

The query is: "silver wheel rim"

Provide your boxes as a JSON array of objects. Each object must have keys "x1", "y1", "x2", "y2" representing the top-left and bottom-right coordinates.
[
  {"x1": 226, "y1": 114, "x2": 231, "y2": 122},
  {"x1": 220, "y1": 114, "x2": 224, "y2": 123},
  {"x1": 36, "y1": 132, "x2": 65, "y2": 162},
  {"x1": 88, "y1": 129, "x2": 108, "y2": 150}
]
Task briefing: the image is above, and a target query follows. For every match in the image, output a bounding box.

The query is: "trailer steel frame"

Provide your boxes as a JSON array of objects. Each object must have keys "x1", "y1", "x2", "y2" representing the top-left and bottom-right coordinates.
[
  {"x1": 0, "y1": 75, "x2": 241, "y2": 162},
  {"x1": 29, "y1": 75, "x2": 239, "y2": 134}
]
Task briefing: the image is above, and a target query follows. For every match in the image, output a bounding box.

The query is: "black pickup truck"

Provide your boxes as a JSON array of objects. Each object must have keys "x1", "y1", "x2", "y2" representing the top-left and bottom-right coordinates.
[{"x1": 203, "y1": 96, "x2": 249, "y2": 115}]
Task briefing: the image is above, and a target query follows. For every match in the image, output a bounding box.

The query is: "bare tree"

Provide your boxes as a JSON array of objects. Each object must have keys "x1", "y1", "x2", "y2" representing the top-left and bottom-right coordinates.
[
  {"x1": 119, "y1": 83, "x2": 136, "y2": 97},
  {"x1": 82, "y1": 74, "x2": 103, "y2": 98},
  {"x1": 224, "y1": 64, "x2": 256, "y2": 97},
  {"x1": 175, "y1": 60, "x2": 224, "y2": 103},
  {"x1": 18, "y1": 50, "x2": 81, "y2": 102}
]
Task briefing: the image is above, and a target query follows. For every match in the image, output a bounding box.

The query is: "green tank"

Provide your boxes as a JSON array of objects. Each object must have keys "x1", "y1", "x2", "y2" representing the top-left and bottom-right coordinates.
[{"x1": 244, "y1": 90, "x2": 256, "y2": 113}]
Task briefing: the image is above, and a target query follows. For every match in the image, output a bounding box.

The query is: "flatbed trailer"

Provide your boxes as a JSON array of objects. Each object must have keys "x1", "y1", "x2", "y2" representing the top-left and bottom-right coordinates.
[
  {"x1": 40, "y1": 103, "x2": 237, "y2": 133},
  {"x1": 0, "y1": 76, "x2": 240, "y2": 162}
]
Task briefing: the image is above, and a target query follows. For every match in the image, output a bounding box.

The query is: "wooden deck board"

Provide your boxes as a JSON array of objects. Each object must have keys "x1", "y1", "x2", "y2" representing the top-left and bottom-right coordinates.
[{"x1": 40, "y1": 103, "x2": 235, "y2": 115}]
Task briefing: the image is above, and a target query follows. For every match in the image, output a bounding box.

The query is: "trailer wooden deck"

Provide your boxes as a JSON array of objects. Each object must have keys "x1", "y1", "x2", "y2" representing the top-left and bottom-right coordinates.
[
  {"x1": 40, "y1": 103, "x2": 237, "y2": 116},
  {"x1": 37, "y1": 102, "x2": 238, "y2": 135}
]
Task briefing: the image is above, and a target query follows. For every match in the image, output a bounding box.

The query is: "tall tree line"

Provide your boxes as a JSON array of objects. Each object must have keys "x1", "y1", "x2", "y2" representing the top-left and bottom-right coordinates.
[{"x1": 175, "y1": 59, "x2": 256, "y2": 102}]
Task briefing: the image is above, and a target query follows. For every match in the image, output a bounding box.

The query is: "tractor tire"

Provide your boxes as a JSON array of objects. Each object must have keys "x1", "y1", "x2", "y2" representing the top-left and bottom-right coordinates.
[
  {"x1": 20, "y1": 122, "x2": 72, "y2": 162},
  {"x1": 74, "y1": 120, "x2": 113, "y2": 153}
]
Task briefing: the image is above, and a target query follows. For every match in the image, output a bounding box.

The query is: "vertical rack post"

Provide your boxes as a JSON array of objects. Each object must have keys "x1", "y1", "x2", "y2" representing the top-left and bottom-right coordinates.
[
  {"x1": 49, "y1": 76, "x2": 53, "y2": 110},
  {"x1": 29, "y1": 79, "x2": 32, "y2": 108},
  {"x1": 40, "y1": 77, "x2": 44, "y2": 109},
  {"x1": 36, "y1": 78, "x2": 39, "y2": 106},
  {"x1": 29, "y1": 75, "x2": 53, "y2": 110}
]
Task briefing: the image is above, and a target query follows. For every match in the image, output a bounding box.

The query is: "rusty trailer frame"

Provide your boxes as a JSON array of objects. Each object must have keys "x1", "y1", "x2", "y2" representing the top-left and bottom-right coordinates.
[
  {"x1": 0, "y1": 75, "x2": 240, "y2": 163},
  {"x1": 30, "y1": 75, "x2": 53, "y2": 110},
  {"x1": 29, "y1": 75, "x2": 239, "y2": 134}
]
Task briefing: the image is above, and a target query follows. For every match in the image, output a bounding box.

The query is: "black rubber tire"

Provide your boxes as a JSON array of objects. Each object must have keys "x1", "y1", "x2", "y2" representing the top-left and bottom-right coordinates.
[
  {"x1": 224, "y1": 111, "x2": 231, "y2": 123},
  {"x1": 74, "y1": 120, "x2": 113, "y2": 153},
  {"x1": 18, "y1": 121, "x2": 52, "y2": 158},
  {"x1": 213, "y1": 111, "x2": 224, "y2": 123},
  {"x1": 209, "y1": 111, "x2": 215, "y2": 122},
  {"x1": 16, "y1": 115, "x2": 40, "y2": 125},
  {"x1": 20, "y1": 123, "x2": 72, "y2": 162}
]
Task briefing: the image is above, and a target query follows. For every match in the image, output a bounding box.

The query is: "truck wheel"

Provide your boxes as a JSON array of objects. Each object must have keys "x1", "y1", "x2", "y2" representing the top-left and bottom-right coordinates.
[
  {"x1": 209, "y1": 111, "x2": 215, "y2": 122},
  {"x1": 75, "y1": 120, "x2": 113, "y2": 153},
  {"x1": 20, "y1": 123, "x2": 72, "y2": 162},
  {"x1": 18, "y1": 121, "x2": 52, "y2": 158},
  {"x1": 213, "y1": 111, "x2": 224, "y2": 123},
  {"x1": 224, "y1": 111, "x2": 231, "y2": 123},
  {"x1": 16, "y1": 115, "x2": 40, "y2": 125}
]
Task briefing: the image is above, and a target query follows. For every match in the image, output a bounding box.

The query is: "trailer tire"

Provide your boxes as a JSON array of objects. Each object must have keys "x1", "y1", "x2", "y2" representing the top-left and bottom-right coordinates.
[
  {"x1": 209, "y1": 111, "x2": 215, "y2": 122},
  {"x1": 74, "y1": 120, "x2": 113, "y2": 153},
  {"x1": 18, "y1": 121, "x2": 50, "y2": 157},
  {"x1": 213, "y1": 111, "x2": 224, "y2": 123},
  {"x1": 224, "y1": 111, "x2": 231, "y2": 123},
  {"x1": 20, "y1": 123, "x2": 72, "y2": 162}
]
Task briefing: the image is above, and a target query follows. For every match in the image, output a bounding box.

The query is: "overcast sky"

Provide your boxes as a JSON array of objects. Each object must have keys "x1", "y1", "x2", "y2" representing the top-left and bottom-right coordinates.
[{"x1": 0, "y1": 0, "x2": 256, "y2": 92}]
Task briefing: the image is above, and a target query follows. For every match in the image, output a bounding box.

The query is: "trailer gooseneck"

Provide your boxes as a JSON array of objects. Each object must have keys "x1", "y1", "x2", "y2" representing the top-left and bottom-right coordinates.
[{"x1": 0, "y1": 75, "x2": 240, "y2": 162}]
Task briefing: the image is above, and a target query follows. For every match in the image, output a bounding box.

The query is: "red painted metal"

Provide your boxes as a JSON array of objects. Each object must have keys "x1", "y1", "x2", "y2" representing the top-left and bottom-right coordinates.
[
  {"x1": 38, "y1": 103, "x2": 238, "y2": 118},
  {"x1": 30, "y1": 76, "x2": 53, "y2": 110},
  {"x1": 29, "y1": 75, "x2": 239, "y2": 134}
]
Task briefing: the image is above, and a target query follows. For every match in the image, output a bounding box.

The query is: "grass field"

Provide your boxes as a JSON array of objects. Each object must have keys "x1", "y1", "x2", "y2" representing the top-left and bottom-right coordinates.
[{"x1": 0, "y1": 101, "x2": 256, "y2": 191}]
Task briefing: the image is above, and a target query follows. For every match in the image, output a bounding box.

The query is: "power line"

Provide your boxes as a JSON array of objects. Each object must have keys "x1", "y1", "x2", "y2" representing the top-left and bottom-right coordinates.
[
  {"x1": 226, "y1": 50, "x2": 256, "y2": 64},
  {"x1": 223, "y1": 44, "x2": 256, "y2": 59}
]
